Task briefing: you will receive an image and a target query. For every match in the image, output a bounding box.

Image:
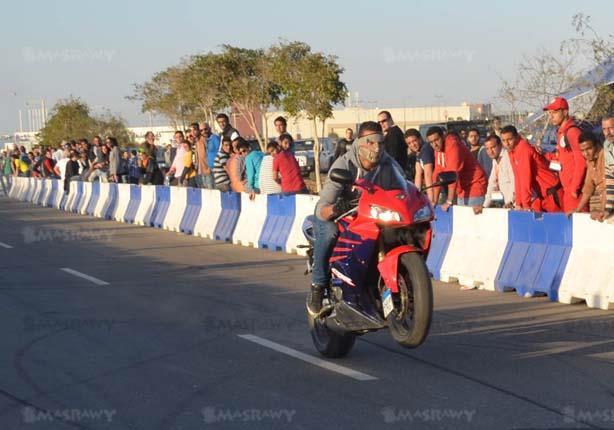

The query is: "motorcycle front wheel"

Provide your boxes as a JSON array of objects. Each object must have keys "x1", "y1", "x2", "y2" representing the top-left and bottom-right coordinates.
[{"x1": 387, "y1": 252, "x2": 433, "y2": 348}]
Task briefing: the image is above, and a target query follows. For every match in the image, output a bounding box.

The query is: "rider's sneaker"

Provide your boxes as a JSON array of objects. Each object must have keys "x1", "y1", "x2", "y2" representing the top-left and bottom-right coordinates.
[{"x1": 307, "y1": 284, "x2": 325, "y2": 314}]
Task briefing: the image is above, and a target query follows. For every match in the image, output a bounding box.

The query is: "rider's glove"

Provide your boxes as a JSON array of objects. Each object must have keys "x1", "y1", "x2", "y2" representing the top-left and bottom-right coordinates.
[{"x1": 333, "y1": 196, "x2": 354, "y2": 216}]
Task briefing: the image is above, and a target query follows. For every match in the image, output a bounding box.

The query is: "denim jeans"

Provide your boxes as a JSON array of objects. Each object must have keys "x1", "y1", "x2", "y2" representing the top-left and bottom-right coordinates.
[
  {"x1": 457, "y1": 196, "x2": 485, "y2": 206},
  {"x1": 311, "y1": 215, "x2": 339, "y2": 286}
]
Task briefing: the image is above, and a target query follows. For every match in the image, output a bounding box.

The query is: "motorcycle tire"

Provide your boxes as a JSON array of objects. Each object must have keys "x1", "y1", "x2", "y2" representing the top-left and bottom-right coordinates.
[{"x1": 387, "y1": 252, "x2": 433, "y2": 348}]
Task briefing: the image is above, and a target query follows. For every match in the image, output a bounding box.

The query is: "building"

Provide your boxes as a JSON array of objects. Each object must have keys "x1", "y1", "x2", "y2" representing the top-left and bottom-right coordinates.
[{"x1": 265, "y1": 103, "x2": 492, "y2": 139}]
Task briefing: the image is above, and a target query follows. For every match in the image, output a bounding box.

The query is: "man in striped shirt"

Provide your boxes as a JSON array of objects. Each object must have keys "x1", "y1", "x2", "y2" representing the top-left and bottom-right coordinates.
[
  {"x1": 213, "y1": 136, "x2": 232, "y2": 192},
  {"x1": 258, "y1": 142, "x2": 282, "y2": 194}
]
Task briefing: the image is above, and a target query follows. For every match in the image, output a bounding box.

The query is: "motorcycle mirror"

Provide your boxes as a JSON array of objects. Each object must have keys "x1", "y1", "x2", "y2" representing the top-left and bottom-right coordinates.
[{"x1": 329, "y1": 168, "x2": 354, "y2": 185}]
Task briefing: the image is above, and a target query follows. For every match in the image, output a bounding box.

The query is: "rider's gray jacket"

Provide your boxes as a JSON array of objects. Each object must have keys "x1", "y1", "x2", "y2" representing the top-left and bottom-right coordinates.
[{"x1": 315, "y1": 141, "x2": 405, "y2": 220}]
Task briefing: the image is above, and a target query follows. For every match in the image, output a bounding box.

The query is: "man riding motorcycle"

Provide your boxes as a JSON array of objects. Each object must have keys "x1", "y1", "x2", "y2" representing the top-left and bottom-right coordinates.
[{"x1": 309, "y1": 121, "x2": 406, "y2": 313}]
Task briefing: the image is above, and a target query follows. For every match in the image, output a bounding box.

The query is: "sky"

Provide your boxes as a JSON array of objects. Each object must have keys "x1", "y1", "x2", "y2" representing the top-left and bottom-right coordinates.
[{"x1": 1, "y1": 0, "x2": 612, "y2": 134}]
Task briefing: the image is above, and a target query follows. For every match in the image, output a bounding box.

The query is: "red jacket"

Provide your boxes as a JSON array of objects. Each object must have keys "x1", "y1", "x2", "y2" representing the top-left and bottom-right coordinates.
[
  {"x1": 433, "y1": 134, "x2": 487, "y2": 198},
  {"x1": 555, "y1": 118, "x2": 586, "y2": 194},
  {"x1": 508, "y1": 138, "x2": 560, "y2": 209}
]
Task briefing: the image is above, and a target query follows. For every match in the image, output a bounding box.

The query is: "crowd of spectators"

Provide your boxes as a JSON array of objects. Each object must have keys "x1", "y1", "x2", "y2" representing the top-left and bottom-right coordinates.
[{"x1": 1, "y1": 100, "x2": 612, "y2": 223}]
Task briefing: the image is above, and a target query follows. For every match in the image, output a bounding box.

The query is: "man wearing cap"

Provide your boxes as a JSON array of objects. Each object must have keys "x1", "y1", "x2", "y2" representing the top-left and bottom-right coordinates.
[{"x1": 543, "y1": 97, "x2": 586, "y2": 212}]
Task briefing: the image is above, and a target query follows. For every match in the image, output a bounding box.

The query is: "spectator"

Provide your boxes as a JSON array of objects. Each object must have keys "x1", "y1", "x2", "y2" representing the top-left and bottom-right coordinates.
[
  {"x1": 41, "y1": 149, "x2": 57, "y2": 178},
  {"x1": 119, "y1": 151, "x2": 129, "y2": 183},
  {"x1": 139, "y1": 149, "x2": 163, "y2": 185},
  {"x1": 202, "y1": 122, "x2": 220, "y2": 175},
  {"x1": 53, "y1": 148, "x2": 70, "y2": 181},
  {"x1": 12, "y1": 153, "x2": 30, "y2": 177},
  {"x1": 107, "y1": 137, "x2": 121, "y2": 183},
  {"x1": 273, "y1": 133, "x2": 307, "y2": 195},
  {"x1": 163, "y1": 144, "x2": 174, "y2": 172},
  {"x1": 128, "y1": 150, "x2": 140, "y2": 184},
  {"x1": 405, "y1": 128, "x2": 435, "y2": 203},
  {"x1": 459, "y1": 129, "x2": 468, "y2": 144},
  {"x1": 258, "y1": 142, "x2": 282, "y2": 194},
  {"x1": 378, "y1": 110, "x2": 408, "y2": 170},
  {"x1": 602, "y1": 115, "x2": 614, "y2": 220},
  {"x1": 490, "y1": 116, "x2": 503, "y2": 138},
  {"x1": 216, "y1": 113, "x2": 240, "y2": 142},
  {"x1": 467, "y1": 128, "x2": 492, "y2": 177},
  {"x1": 481, "y1": 135, "x2": 515, "y2": 209},
  {"x1": 53, "y1": 143, "x2": 66, "y2": 163},
  {"x1": 543, "y1": 97, "x2": 586, "y2": 212},
  {"x1": 427, "y1": 126, "x2": 487, "y2": 210},
  {"x1": 167, "y1": 131, "x2": 187, "y2": 185},
  {"x1": 501, "y1": 125, "x2": 562, "y2": 212},
  {"x1": 190, "y1": 122, "x2": 213, "y2": 189},
  {"x1": 179, "y1": 140, "x2": 197, "y2": 187},
  {"x1": 64, "y1": 150, "x2": 81, "y2": 193},
  {"x1": 334, "y1": 128, "x2": 354, "y2": 160},
  {"x1": 568, "y1": 132, "x2": 612, "y2": 222},
  {"x1": 78, "y1": 152, "x2": 90, "y2": 176},
  {"x1": 245, "y1": 143, "x2": 264, "y2": 194},
  {"x1": 228, "y1": 138, "x2": 248, "y2": 193},
  {"x1": 1, "y1": 150, "x2": 12, "y2": 181},
  {"x1": 274, "y1": 116, "x2": 295, "y2": 153},
  {"x1": 89, "y1": 144, "x2": 110, "y2": 182},
  {"x1": 213, "y1": 136, "x2": 232, "y2": 192}
]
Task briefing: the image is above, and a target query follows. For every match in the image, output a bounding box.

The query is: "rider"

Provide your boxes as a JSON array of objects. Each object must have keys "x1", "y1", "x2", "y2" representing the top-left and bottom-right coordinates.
[{"x1": 309, "y1": 121, "x2": 406, "y2": 313}]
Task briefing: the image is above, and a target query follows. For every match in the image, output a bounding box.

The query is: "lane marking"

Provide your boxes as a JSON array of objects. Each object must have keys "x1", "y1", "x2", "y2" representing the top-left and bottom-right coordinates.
[
  {"x1": 237, "y1": 334, "x2": 377, "y2": 381},
  {"x1": 60, "y1": 268, "x2": 109, "y2": 286},
  {"x1": 0, "y1": 242, "x2": 13, "y2": 249}
]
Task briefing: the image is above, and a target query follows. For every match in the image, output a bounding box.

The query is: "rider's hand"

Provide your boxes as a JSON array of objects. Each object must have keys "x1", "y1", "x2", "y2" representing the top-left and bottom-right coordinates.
[{"x1": 334, "y1": 197, "x2": 353, "y2": 216}]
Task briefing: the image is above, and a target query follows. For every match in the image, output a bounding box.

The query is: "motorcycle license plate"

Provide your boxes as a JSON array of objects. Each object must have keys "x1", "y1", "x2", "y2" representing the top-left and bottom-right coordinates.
[{"x1": 382, "y1": 288, "x2": 394, "y2": 318}]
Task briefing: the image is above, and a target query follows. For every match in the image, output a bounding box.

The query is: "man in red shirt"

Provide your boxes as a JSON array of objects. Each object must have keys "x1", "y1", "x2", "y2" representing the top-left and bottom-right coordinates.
[
  {"x1": 501, "y1": 125, "x2": 562, "y2": 212},
  {"x1": 272, "y1": 133, "x2": 307, "y2": 194},
  {"x1": 426, "y1": 126, "x2": 487, "y2": 211},
  {"x1": 543, "y1": 97, "x2": 586, "y2": 212}
]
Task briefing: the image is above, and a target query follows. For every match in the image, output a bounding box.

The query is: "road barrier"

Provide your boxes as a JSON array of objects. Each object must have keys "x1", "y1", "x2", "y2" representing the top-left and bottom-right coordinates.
[{"x1": 8, "y1": 177, "x2": 614, "y2": 310}]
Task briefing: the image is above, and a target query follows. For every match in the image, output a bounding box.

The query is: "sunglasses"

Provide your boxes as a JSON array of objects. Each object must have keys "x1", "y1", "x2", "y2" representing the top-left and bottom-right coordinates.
[{"x1": 378, "y1": 119, "x2": 388, "y2": 124}]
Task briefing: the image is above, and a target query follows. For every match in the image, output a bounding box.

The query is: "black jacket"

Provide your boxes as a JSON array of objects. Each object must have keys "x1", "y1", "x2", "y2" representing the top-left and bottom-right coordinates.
[{"x1": 383, "y1": 125, "x2": 408, "y2": 175}]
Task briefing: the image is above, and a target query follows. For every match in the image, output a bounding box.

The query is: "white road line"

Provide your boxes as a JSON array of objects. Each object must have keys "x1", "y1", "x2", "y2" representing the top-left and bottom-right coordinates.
[
  {"x1": 0, "y1": 242, "x2": 13, "y2": 249},
  {"x1": 60, "y1": 268, "x2": 109, "y2": 286},
  {"x1": 237, "y1": 334, "x2": 377, "y2": 381}
]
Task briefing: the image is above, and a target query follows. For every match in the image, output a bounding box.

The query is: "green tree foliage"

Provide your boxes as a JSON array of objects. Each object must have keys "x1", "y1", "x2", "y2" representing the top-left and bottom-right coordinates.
[{"x1": 38, "y1": 97, "x2": 131, "y2": 148}]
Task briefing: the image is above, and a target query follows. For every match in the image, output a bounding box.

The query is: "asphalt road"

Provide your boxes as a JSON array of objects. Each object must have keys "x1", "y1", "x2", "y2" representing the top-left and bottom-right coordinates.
[{"x1": 1, "y1": 195, "x2": 614, "y2": 430}]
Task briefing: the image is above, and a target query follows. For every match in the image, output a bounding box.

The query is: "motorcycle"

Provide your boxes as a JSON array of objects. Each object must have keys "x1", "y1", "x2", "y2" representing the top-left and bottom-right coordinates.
[{"x1": 302, "y1": 166, "x2": 457, "y2": 357}]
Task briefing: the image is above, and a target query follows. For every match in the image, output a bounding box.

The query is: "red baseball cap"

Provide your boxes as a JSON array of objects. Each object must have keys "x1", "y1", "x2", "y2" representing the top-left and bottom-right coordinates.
[{"x1": 543, "y1": 97, "x2": 569, "y2": 111}]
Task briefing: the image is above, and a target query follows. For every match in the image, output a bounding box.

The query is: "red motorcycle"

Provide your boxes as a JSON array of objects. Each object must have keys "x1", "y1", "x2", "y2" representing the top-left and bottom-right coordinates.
[{"x1": 302, "y1": 167, "x2": 456, "y2": 357}]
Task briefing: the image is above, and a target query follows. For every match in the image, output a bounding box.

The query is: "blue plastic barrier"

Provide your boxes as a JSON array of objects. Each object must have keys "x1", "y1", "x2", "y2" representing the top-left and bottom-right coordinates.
[
  {"x1": 179, "y1": 188, "x2": 202, "y2": 235},
  {"x1": 102, "y1": 183, "x2": 118, "y2": 220},
  {"x1": 86, "y1": 182, "x2": 100, "y2": 215},
  {"x1": 46, "y1": 180, "x2": 58, "y2": 207},
  {"x1": 213, "y1": 192, "x2": 241, "y2": 242},
  {"x1": 258, "y1": 194, "x2": 295, "y2": 251},
  {"x1": 150, "y1": 185, "x2": 171, "y2": 228},
  {"x1": 426, "y1": 206, "x2": 454, "y2": 280},
  {"x1": 70, "y1": 181, "x2": 84, "y2": 213},
  {"x1": 124, "y1": 185, "x2": 141, "y2": 224},
  {"x1": 495, "y1": 211, "x2": 573, "y2": 300}
]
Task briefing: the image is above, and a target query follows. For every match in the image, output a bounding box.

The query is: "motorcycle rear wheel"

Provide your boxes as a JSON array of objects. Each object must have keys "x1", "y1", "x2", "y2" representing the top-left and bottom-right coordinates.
[
  {"x1": 308, "y1": 308, "x2": 356, "y2": 358},
  {"x1": 387, "y1": 252, "x2": 433, "y2": 348}
]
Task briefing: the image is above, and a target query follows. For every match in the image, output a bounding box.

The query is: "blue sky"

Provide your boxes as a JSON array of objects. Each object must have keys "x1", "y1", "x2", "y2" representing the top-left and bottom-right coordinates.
[{"x1": 1, "y1": 0, "x2": 612, "y2": 134}]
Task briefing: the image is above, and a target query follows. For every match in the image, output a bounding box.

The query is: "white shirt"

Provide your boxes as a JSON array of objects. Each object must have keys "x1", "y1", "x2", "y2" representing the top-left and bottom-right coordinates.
[
  {"x1": 258, "y1": 155, "x2": 282, "y2": 194},
  {"x1": 53, "y1": 149, "x2": 65, "y2": 162},
  {"x1": 484, "y1": 148, "x2": 515, "y2": 207},
  {"x1": 56, "y1": 158, "x2": 69, "y2": 181}
]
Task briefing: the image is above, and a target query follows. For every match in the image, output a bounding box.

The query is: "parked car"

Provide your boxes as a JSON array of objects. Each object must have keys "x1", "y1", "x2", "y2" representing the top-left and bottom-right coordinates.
[{"x1": 293, "y1": 137, "x2": 336, "y2": 175}]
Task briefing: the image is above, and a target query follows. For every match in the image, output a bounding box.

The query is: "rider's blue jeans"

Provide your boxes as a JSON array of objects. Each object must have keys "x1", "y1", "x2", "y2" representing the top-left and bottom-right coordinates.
[{"x1": 311, "y1": 215, "x2": 339, "y2": 286}]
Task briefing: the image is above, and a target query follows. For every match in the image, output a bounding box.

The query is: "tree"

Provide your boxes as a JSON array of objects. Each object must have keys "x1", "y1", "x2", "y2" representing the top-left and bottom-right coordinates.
[
  {"x1": 180, "y1": 54, "x2": 226, "y2": 124},
  {"x1": 37, "y1": 97, "x2": 131, "y2": 148},
  {"x1": 272, "y1": 41, "x2": 347, "y2": 191}
]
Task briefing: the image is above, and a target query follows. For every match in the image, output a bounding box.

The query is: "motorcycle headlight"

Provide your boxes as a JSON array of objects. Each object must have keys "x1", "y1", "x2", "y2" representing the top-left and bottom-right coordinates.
[
  {"x1": 369, "y1": 205, "x2": 401, "y2": 223},
  {"x1": 413, "y1": 204, "x2": 433, "y2": 222}
]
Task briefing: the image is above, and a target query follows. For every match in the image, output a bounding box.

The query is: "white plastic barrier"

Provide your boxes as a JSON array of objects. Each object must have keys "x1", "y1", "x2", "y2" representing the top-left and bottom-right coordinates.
[
  {"x1": 286, "y1": 194, "x2": 318, "y2": 256},
  {"x1": 134, "y1": 185, "x2": 157, "y2": 226},
  {"x1": 439, "y1": 206, "x2": 509, "y2": 291},
  {"x1": 233, "y1": 193, "x2": 268, "y2": 247},
  {"x1": 41, "y1": 179, "x2": 54, "y2": 206},
  {"x1": 31, "y1": 179, "x2": 44, "y2": 204},
  {"x1": 194, "y1": 189, "x2": 222, "y2": 239},
  {"x1": 9, "y1": 177, "x2": 23, "y2": 199},
  {"x1": 162, "y1": 186, "x2": 188, "y2": 232},
  {"x1": 64, "y1": 181, "x2": 78, "y2": 212},
  {"x1": 558, "y1": 214, "x2": 614, "y2": 310},
  {"x1": 93, "y1": 182, "x2": 111, "y2": 218},
  {"x1": 77, "y1": 182, "x2": 92, "y2": 214},
  {"x1": 113, "y1": 183, "x2": 132, "y2": 222},
  {"x1": 22, "y1": 178, "x2": 34, "y2": 202},
  {"x1": 53, "y1": 181, "x2": 66, "y2": 209}
]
